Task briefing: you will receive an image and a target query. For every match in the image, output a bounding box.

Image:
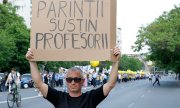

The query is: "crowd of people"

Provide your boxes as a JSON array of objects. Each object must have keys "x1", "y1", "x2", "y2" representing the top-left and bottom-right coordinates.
[
  {"x1": 36, "y1": 69, "x2": 162, "y2": 90},
  {"x1": 0, "y1": 67, "x2": 111, "y2": 92},
  {"x1": 0, "y1": 68, "x2": 172, "y2": 93},
  {"x1": 39, "y1": 69, "x2": 110, "y2": 89},
  {"x1": 1, "y1": 67, "x2": 178, "y2": 93}
]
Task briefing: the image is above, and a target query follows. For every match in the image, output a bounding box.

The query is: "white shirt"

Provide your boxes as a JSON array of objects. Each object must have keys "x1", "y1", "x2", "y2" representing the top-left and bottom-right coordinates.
[{"x1": 8, "y1": 72, "x2": 21, "y2": 84}]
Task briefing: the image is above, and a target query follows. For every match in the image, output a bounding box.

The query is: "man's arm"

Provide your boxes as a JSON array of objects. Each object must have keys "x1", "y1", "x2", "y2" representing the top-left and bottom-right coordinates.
[
  {"x1": 103, "y1": 47, "x2": 120, "y2": 96},
  {"x1": 5, "y1": 74, "x2": 11, "y2": 86},
  {"x1": 26, "y1": 49, "x2": 48, "y2": 97}
]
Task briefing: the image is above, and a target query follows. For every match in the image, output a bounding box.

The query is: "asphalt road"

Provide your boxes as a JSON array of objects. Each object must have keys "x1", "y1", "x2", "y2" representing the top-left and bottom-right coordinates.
[
  {"x1": 98, "y1": 76, "x2": 180, "y2": 108},
  {"x1": 0, "y1": 76, "x2": 180, "y2": 108}
]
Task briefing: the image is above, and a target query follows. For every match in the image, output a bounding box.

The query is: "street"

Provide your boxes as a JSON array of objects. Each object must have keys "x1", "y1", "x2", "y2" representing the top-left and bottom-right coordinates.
[{"x1": 0, "y1": 76, "x2": 180, "y2": 108}]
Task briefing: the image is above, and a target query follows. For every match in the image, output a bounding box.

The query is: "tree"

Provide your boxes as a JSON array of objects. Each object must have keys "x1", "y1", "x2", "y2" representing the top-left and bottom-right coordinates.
[
  {"x1": 38, "y1": 61, "x2": 89, "y2": 73},
  {"x1": 119, "y1": 55, "x2": 143, "y2": 71},
  {"x1": 0, "y1": 3, "x2": 30, "y2": 72},
  {"x1": 0, "y1": 31, "x2": 15, "y2": 71},
  {"x1": 132, "y1": 5, "x2": 180, "y2": 73}
]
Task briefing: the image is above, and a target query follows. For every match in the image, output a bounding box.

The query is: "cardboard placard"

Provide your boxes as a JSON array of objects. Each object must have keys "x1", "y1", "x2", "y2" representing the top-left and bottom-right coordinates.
[{"x1": 30, "y1": 0, "x2": 117, "y2": 61}]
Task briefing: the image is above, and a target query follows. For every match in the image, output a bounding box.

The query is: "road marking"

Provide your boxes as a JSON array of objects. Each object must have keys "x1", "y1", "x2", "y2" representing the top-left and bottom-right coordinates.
[
  {"x1": 22, "y1": 95, "x2": 42, "y2": 100},
  {"x1": 128, "y1": 102, "x2": 135, "y2": 108},
  {"x1": 0, "y1": 95, "x2": 42, "y2": 104},
  {"x1": 0, "y1": 101, "x2": 6, "y2": 104}
]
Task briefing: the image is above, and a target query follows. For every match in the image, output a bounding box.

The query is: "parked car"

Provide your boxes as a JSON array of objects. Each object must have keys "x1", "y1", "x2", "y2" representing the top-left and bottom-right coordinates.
[
  {"x1": 0, "y1": 73, "x2": 6, "y2": 92},
  {"x1": 0, "y1": 73, "x2": 4, "y2": 87},
  {"x1": 0, "y1": 73, "x2": 3, "y2": 83},
  {"x1": 21, "y1": 74, "x2": 34, "y2": 89}
]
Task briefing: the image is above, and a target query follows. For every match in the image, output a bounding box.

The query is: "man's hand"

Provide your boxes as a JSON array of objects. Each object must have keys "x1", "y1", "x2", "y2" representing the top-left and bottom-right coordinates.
[
  {"x1": 26, "y1": 48, "x2": 34, "y2": 61},
  {"x1": 112, "y1": 46, "x2": 120, "y2": 60},
  {"x1": 5, "y1": 83, "x2": 8, "y2": 86}
]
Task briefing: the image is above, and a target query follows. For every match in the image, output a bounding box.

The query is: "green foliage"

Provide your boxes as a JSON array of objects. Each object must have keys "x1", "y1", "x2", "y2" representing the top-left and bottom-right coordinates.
[
  {"x1": 38, "y1": 61, "x2": 89, "y2": 73},
  {"x1": 133, "y1": 5, "x2": 180, "y2": 73},
  {"x1": 0, "y1": 31, "x2": 15, "y2": 70},
  {"x1": 119, "y1": 55, "x2": 143, "y2": 71},
  {"x1": 0, "y1": 3, "x2": 30, "y2": 73}
]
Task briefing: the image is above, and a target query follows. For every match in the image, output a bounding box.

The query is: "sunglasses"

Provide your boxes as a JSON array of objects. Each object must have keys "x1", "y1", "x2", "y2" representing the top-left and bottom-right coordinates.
[{"x1": 66, "y1": 77, "x2": 82, "y2": 83}]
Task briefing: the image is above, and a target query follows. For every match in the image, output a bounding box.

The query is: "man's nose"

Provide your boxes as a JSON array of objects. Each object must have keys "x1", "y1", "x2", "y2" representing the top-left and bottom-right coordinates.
[{"x1": 71, "y1": 80, "x2": 75, "y2": 84}]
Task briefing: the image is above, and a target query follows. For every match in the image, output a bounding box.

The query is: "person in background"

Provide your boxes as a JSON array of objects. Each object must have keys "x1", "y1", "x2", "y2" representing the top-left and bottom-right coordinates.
[
  {"x1": 153, "y1": 73, "x2": 161, "y2": 86},
  {"x1": 148, "y1": 74, "x2": 153, "y2": 83},
  {"x1": 118, "y1": 74, "x2": 121, "y2": 83},
  {"x1": 5, "y1": 68, "x2": 21, "y2": 93}
]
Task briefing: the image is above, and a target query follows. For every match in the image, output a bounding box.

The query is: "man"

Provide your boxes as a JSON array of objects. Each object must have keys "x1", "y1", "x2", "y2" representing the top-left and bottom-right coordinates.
[
  {"x1": 5, "y1": 68, "x2": 21, "y2": 92},
  {"x1": 118, "y1": 74, "x2": 121, "y2": 83},
  {"x1": 25, "y1": 47, "x2": 120, "y2": 108},
  {"x1": 153, "y1": 73, "x2": 161, "y2": 86}
]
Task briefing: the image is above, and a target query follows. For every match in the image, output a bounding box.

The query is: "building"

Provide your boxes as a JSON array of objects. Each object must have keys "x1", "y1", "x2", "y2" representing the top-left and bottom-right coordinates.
[{"x1": 0, "y1": 0, "x2": 32, "y2": 28}]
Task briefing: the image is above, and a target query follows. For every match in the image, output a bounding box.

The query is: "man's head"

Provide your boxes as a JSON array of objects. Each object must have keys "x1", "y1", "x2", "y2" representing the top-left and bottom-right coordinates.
[
  {"x1": 66, "y1": 67, "x2": 84, "y2": 94},
  {"x1": 11, "y1": 68, "x2": 16, "y2": 73}
]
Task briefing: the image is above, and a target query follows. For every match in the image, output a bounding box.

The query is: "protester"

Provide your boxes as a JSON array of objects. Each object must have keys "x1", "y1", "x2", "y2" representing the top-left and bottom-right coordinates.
[{"x1": 26, "y1": 47, "x2": 120, "y2": 108}]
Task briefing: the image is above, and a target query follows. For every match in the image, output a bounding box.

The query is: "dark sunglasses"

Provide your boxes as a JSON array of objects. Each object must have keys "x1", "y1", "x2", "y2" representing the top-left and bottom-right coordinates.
[{"x1": 66, "y1": 77, "x2": 82, "y2": 83}]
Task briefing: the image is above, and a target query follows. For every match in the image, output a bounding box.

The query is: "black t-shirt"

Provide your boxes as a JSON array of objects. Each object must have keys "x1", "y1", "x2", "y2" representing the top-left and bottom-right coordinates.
[
  {"x1": 45, "y1": 86, "x2": 106, "y2": 108},
  {"x1": 44, "y1": 75, "x2": 48, "y2": 84}
]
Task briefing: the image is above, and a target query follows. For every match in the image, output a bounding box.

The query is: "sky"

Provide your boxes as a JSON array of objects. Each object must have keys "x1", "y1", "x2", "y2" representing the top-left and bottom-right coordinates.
[{"x1": 117, "y1": 0, "x2": 180, "y2": 54}]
